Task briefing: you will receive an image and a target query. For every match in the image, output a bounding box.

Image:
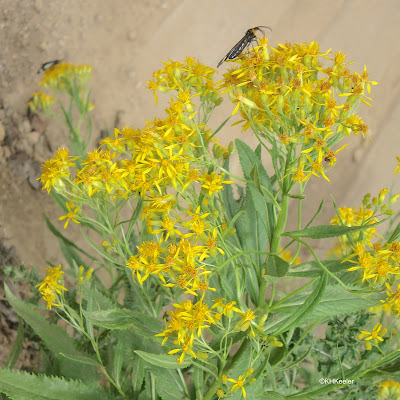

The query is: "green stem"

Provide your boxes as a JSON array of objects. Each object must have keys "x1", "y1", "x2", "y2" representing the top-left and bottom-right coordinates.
[{"x1": 270, "y1": 193, "x2": 289, "y2": 254}]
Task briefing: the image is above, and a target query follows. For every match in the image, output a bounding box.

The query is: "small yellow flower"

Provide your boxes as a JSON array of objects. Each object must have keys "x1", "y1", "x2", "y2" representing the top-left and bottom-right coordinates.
[
  {"x1": 235, "y1": 309, "x2": 257, "y2": 336},
  {"x1": 227, "y1": 375, "x2": 247, "y2": 398},
  {"x1": 198, "y1": 171, "x2": 233, "y2": 196},
  {"x1": 358, "y1": 323, "x2": 387, "y2": 349},
  {"x1": 59, "y1": 202, "x2": 80, "y2": 229}
]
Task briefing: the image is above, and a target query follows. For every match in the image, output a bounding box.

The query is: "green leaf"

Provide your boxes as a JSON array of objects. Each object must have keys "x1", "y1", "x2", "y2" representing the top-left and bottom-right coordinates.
[
  {"x1": 221, "y1": 158, "x2": 245, "y2": 239},
  {"x1": 0, "y1": 368, "x2": 109, "y2": 400},
  {"x1": 283, "y1": 222, "x2": 383, "y2": 240},
  {"x1": 135, "y1": 350, "x2": 191, "y2": 369},
  {"x1": 138, "y1": 372, "x2": 152, "y2": 400},
  {"x1": 193, "y1": 366, "x2": 204, "y2": 399},
  {"x1": 126, "y1": 199, "x2": 143, "y2": 242},
  {"x1": 287, "y1": 260, "x2": 352, "y2": 278},
  {"x1": 4, "y1": 284, "x2": 98, "y2": 382},
  {"x1": 4, "y1": 317, "x2": 24, "y2": 369},
  {"x1": 113, "y1": 331, "x2": 126, "y2": 387},
  {"x1": 229, "y1": 341, "x2": 252, "y2": 380},
  {"x1": 270, "y1": 285, "x2": 381, "y2": 329},
  {"x1": 152, "y1": 368, "x2": 187, "y2": 400},
  {"x1": 83, "y1": 308, "x2": 134, "y2": 330},
  {"x1": 58, "y1": 352, "x2": 100, "y2": 368},
  {"x1": 83, "y1": 309, "x2": 162, "y2": 338},
  {"x1": 131, "y1": 355, "x2": 145, "y2": 399},
  {"x1": 276, "y1": 345, "x2": 312, "y2": 372},
  {"x1": 388, "y1": 222, "x2": 400, "y2": 243},
  {"x1": 209, "y1": 116, "x2": 231, "y2": 140},
  {"x1": 235, "y1": 140, "x2": 277, "y2": 296},
  {"x1": 286, "y1": 363, "x2": 364, "y2": 399},
  {"x1": 304, "y1": 199, "x2": 325, "y2": 229},
  {"x1": 268, "y1": 273, "x2": 328, "y2": 335},
  {"x1": 265, "y1": 255, "x2": 289, "y2": 277},
  {"x1": 217, "y1": 273, "x2": 235, "y2": 299},
  {"x1": 260, "y1": 391, "x2": 287, "y2": 399}
]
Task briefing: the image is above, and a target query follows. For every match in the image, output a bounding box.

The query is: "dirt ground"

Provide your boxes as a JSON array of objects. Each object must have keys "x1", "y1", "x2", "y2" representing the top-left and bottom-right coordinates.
[{"x1": 1, "y1": 0, "x2": 400, "y2": 371}]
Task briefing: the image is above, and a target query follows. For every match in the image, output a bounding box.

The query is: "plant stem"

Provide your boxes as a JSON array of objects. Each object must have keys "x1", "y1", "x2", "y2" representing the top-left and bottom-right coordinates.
[{"x1": 270, "y1": 192, "x2": 289, "y2": 253}]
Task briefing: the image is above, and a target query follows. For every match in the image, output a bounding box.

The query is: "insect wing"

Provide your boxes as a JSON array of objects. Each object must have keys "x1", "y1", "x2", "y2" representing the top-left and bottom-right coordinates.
[
  {"x1": 37, "y1": 59, "x2": 61, "y2": 74},
  {"x1": 217, "y1": 32, "x2": 254, "y2": 68}
]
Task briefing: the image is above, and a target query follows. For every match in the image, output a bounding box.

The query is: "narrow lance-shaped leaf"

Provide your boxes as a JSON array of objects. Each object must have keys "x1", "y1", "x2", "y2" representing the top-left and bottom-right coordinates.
[
  {"x1": 4, "y1": 284, "x2": 99, "y2": 380},
  {"x1": 283, "y1": 221, "x2": 383, "y2": 240},
  {"x1": 268, "y1": 272, "x2": 328, "y2": 335},
  {"x1": 135, "y1": 350, "x2": 192, "y2": 369},
  {"x1": 0, "y1": 368, "x2": 110, "y2": 400}
]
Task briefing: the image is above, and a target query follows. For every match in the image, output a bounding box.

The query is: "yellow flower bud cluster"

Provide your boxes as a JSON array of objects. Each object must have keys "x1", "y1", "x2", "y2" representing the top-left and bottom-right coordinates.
[{"x1": 220, "y1": 38, "x2": 377, "y2": 183}]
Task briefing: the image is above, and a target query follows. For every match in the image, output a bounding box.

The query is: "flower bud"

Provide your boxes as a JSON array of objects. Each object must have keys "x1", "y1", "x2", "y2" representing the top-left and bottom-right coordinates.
[
  {"x1": 277, "y1": 95, "x2": 284, "y2": 110},
  {"x1": 304, "y1": 55, "x2": 312, "y2": 68},
  {"x1": 173, "y1": 67, "x2": 181, "y2": 79},
  {"x1": 260, "y1": 93, "x2": 269, "y2": 107},
  {"x1": 213, "y1": 143, "x2": 224, "y2": 159},
  {"x1": 85, "y1": 268, "x2": 93, "y2": 281},
  {"x1": 378, "y1": 188, "x2": 389, "y2": 204},
  {"x1": 389, "y1": 194, "x2": 400, "y2": 205},
  {"x1": 362, "y1": 193, "x2": 371, "y2": 205},
  {"x1": 214, "y1": 97, "x2": 223, "y2": 106},
  {"x1": 347, "y1": 95, "x2": 358, "y2": 106},
  {"x1": 280, "y1": 67, "x2": 289, "y2": 83}
]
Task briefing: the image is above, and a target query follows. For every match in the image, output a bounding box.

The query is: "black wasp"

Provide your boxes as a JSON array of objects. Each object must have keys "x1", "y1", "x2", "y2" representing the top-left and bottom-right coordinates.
[
  {"x1": 217, "y1": 26, "x2": 271, "y2": 68},
  {"x1": 37, "y1": 59, "x2": 62, "y2": 74}
]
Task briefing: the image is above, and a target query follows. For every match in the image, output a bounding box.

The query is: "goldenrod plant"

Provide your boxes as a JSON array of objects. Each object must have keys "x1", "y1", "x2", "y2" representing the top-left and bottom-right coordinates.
[
  {"x1": 3, "y1": 37, "x2": 400, "y2": 400},
  {"x1": 29, "y1": 62, "x2": 94, "y2": 158}
]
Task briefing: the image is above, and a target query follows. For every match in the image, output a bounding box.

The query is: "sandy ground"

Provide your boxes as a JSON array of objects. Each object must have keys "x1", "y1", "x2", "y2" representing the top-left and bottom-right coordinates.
[{"x1": 0, "y1": 0, "x2": 399, "y2": 367}]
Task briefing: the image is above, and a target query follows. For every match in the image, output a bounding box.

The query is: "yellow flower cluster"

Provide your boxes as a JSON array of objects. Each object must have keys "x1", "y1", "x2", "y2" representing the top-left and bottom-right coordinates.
[
  {"x1": 39, "y1": 62, "x2": 93, "y2": 93},
  {"x1": 36, "y1": 265, "x2": 67, "y2": 310},
  {"x1": 219, "y1": 38, "x2": 377, "y2": 183},
  {"x1": 126, "y1": 234, "x2": 214, "y2": 292},
  {"x1": 156, "y1": 298, "x2": 252, "y2": 363},
  {"x1": 147, "y1": 57, "x2": 222, "y2": 106},
  {"x1": 40, "y1": 116, "x2": 232, "y2": 201},
  {"x1": 28, "y1": 91, "x2": 55, "y2": 114},
  {"x1": 37, "y1": 58, "x2": 251, "y2": 364},
  {"x1": 330, "y1": 206, "x2": 379, "y2": 250},
  {"x1": 379, "y1": 379, "x2": 400, "y2": 399},
  {"x1": 330, "y1": 189, "x2": 399, "y2": 256},
  {"x1": 38, "y1": 148, "x2": 77, "y2": 193},
  {"x1": 346, "y1": 240, "x2": 400, "y2": 285},
  {"x1": 331, "y1": 190, "x2": 400, "y2": 317}
]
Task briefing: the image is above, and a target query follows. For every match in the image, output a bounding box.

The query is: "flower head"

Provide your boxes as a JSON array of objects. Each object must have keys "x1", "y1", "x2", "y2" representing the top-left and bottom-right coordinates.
[
  {"x1": 36, "y1": 265, "x2": 67, "y2": 309},
  {"x1": 358, "y1": 323, "x2": 387, "y2": 350}
]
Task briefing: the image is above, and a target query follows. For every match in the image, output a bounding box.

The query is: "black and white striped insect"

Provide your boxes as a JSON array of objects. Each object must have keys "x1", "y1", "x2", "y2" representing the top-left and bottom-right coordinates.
[
  {"x1": 217, "y1": 26, "x2": 271, "y2": 68},
  {"x1": 37, "y1": 59, "x2": 62, "y2": 74}
]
